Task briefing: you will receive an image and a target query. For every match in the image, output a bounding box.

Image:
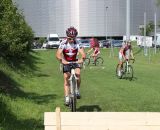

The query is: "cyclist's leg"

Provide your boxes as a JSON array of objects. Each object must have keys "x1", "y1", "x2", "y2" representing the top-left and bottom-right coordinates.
[
  {"x1": 63, "y1": 72, "x2": 70, "y2": 96},
  {"x1": 63, "y1": 64, "x2": 71, "y2": 105},
  {"x1": 95, "y1": 52, "x2": 100, "y2": 61},
  {"x1": 92, "y1": 53, "x2": 97, "y2": 63},
  {"x1": 75, "y1": 68, "x2": 80, "y2": 88},
  {"x1": 125, "y1": 50, "x2": 129, "y2": 61},
  {"x1": 118, "y1": 52, "x2": 123, "y2": 76},
  {"x1": 75, "y1": 64, "x2": 81, "y2": 98}
]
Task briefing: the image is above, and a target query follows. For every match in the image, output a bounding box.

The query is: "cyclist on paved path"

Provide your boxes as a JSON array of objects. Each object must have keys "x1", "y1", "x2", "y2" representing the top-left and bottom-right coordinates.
[
  {"x1": 118, "y1": 40, "x2": 134, "y2": 76},
  {"x1": 56, "y1": 26, "x2": 86, "y2": 105},
  {"x1": 87, "y1": 37, "x2": 100, "y2": 63}
]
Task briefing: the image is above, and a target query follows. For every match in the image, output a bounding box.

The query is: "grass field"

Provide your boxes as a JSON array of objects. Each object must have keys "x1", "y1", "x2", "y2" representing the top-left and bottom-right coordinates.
[{"x1": 0, "y1": 47, "x2": 160, "y2": 130}]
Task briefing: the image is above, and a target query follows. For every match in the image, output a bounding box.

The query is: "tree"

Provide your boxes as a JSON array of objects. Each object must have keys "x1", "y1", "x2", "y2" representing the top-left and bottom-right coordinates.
[
  {"x1": 139, "y1": 21, "x2": 154, "y2": 36},
  {"x1": 157, "y1": 0, "x2": 160, "y2": 6},
  {"x1": 0, "y1": 0, "x2": 34, "y2": 62}
]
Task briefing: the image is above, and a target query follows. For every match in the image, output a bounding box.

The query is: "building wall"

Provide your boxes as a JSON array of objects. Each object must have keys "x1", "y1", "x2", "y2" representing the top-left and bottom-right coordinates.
[{"x1": 12, "y1": 0, "x2": 160, "y2": 38}]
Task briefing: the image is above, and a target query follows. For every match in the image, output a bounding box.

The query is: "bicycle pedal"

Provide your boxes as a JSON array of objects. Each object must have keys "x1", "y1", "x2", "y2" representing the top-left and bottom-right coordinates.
[
  {"x1": 76, "y1": 95, "x2": 81, "y2": 99},
  {"x1": 64, "y1": 102, "x2": 69, "y2": 106}
]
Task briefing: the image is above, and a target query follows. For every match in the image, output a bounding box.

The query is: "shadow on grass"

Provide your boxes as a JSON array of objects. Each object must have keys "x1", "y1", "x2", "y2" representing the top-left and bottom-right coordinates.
[
  {"x1": 0, "y1": 51, "x2": 54, "y2": 130},
  {"x1": 0, "y1": 70, "x2": 56, "y2": 104},
  {"x1": 4, "y1": 51, "x2": 39, "y2": 71},
  {"x1": 4, "y1": 51, "x2": 49, "y2": 78},
  {"x1": 77, "y1": 105, "x2": 102, "y2": 112},
  {"x1": 0, "y1": 100, "x2": 43, "y2": 130},
  {"x1": 0, "y1": 70, "x2": 56, "y2": 130}
]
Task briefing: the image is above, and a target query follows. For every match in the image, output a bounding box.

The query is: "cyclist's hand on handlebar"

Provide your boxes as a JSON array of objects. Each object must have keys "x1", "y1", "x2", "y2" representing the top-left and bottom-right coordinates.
[
  {"x1": 62, "y1": 59, "x2": 69, "y2": 65},
  {"x1": 77, "y1": 59, "x2": 84, "y2": 64}
]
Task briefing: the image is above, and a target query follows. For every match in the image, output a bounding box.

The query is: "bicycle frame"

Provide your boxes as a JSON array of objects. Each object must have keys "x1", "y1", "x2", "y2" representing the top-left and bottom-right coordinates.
[
  {"x1": 116, "y1": 59, "x2": 134, "y2": 80},
  {"x1": 124, "y1": 59, "x2": 134, "y2": 73},
  {"x1": 84, "y1": 53, "x2": 103, "y2": 66},
  {"x1": 125, "y1": 60, "x2": 129, "y2": 73},
  {"x1": 69, "y1": 68, "x2": 78, "y2": 95},
  {"x1": 68, "y1": 63, "x2": 78, "y2": 112}
]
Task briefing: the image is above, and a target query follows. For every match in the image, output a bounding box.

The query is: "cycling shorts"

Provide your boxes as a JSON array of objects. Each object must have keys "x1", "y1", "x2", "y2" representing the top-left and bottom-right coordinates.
[{"x1": 63, "y1": 63, "x2": 80, "y2": 73}]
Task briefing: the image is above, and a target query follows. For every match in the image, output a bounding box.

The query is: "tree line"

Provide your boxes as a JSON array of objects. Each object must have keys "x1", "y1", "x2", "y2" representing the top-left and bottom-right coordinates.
[{"x1": 0, "y1": 0, "x2": 34, "y2": 63}]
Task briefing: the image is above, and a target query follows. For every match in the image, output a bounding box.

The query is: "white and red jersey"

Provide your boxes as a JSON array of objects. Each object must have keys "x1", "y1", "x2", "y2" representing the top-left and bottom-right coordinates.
[
  {"x1": 119, "y1": 44, "x2": 131, "y2": 55},
  {"x1": 93, "y1": 47, "x2": 100, "y2": 54},
  {"x1": 59, "y1": 39, "x2": 82, "y2": 61}
]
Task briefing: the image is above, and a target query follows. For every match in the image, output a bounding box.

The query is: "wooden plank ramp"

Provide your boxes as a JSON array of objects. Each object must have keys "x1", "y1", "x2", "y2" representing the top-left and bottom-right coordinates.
[{"x1": 44, "y1": 107, "x2": 160, "y2": 130}]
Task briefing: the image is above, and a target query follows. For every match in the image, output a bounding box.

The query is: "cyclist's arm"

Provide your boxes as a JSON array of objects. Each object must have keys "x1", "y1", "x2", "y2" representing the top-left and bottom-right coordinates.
[
  {"x1": 130, "y1": 49, "x2": 134, "y2": 59},
  {"x1": 56, "y1": 48, "x2": 63, "y2": 62},
  {"x1": 120, "y1": 48, "x2": 126, "y2": 60},
  {"x1": 87, "y1": 48, "x2": 93, "y2": 54},
  {"x1": 78, "y1": 47, "x2": 86, "y2": 63},
  {"x1": 56, "y1": 48, "x2": 68, "y2": 64}
]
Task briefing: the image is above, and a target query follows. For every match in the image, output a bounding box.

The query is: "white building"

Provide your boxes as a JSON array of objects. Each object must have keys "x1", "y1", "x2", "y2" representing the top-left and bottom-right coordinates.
[{"x1": 13, "y1": 0, "x2": 160, "y2": 38}]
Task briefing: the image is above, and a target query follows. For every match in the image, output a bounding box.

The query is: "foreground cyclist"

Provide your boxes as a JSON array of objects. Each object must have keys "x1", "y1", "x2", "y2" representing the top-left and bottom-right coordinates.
[
  {"x1": 56, "y1": 26, "x2": 86, "y2": 105},
  {"x1": 118, "y1": 40, "x2": 134, "y2": 76}
]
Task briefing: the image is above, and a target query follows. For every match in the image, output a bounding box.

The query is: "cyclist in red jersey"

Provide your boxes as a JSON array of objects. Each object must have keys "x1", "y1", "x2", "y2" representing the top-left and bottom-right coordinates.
[
  {"x1": 56, "y1": 26, "x2": 86, "y2": 105},
  {"x1": 87, "y1": 37, "x2": 100, "y2": 63},
  {"x1": 118, "y1": 40, "x2": 134, "y2": 76}
]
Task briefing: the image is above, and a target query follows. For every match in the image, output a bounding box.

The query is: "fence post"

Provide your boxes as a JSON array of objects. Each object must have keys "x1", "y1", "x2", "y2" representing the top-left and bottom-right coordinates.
[{"x1": 55, "y1": 107, "x2": 61, "y2": 130}]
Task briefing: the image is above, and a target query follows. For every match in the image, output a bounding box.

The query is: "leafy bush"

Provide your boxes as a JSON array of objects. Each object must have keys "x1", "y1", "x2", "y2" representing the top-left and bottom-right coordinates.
[{"x1": 0, "y1": 0, "x2": 34, "y2": 62}]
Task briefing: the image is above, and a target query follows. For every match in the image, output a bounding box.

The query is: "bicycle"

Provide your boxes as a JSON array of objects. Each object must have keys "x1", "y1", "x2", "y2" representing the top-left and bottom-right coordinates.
[
  {"x1": 84, "y1": 53, "x2": 104, "y2": 67},
  {"x1": 68, "y1": 62, "x2": 79, "y2": 112},
  {"x1": 116, "y1": 59, "x2": 135, "y2": 80}
]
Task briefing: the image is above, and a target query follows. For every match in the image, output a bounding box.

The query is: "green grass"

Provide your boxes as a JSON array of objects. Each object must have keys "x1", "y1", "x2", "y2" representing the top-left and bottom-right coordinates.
[{"x1": 0, "y1": 47, "x2": 160, "y2": 129}]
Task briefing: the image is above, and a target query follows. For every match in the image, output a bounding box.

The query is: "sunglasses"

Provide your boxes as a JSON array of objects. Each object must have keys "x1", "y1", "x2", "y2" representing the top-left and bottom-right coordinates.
[{"x1": 67, "y1": 37, "x2": 75, "y2": 41}]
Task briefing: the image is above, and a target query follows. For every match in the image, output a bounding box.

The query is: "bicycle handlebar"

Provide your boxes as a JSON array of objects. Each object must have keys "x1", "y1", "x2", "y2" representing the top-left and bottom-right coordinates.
[
  {"x1": 68, "y1": 62, "x2": 79, "y2": 80},
  {"x1": 123, "y1": 59, "x2": 135, "y2": 64},
  {"x1": 130, "y1": 58, "x2": 135, "y2": 63},
  {"x1": 67, "y1": 62, "x2": 77, "y2": 68}
]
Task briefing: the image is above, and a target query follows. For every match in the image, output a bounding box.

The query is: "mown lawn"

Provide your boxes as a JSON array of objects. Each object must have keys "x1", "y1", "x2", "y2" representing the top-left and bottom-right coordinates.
[{"x1": 0, "y1": 47, "x2": 160, "y2": 130}]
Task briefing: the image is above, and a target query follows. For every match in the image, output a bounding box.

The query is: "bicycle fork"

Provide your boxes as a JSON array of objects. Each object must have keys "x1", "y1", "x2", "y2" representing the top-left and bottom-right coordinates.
[
  {"x1": 69, "y1": 69, "x2": 78, "y2": 97},
  {"x1": 126, "y1": 61, "x2": 131, "y2": 73}
]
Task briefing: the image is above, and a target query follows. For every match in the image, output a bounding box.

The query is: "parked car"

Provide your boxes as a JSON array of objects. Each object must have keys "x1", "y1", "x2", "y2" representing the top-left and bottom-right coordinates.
[
  {"x1": 78, "y1": 39, "x2": 91, "y2": 48},
  {"x1": 41, "y1": 42, "x2": 50, "y2": 49},
  {"x1": 46, "y1": 34, "x2": 60, "y2": 49},
  {"x1": 152, "y1": 44, "x2": 160, "y2": 48},
  {"x1": 112, "y1": 40, "x2": 123, "y2": 47},
  {"x1": 99, "y1": 40, "x2": 111, "y2": 48}
]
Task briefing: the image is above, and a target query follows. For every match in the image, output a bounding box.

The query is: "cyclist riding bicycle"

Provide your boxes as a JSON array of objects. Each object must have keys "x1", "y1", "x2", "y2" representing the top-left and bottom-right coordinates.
[
  {"x1": 118, "y1": 40, "x2": 134, "y2": 76},
  {"x1": 87, "y1": 37, "x2": 100, "y2": 63},
  {"x1": 56, "y1": 26, "x2": 86, "y2": 105}
]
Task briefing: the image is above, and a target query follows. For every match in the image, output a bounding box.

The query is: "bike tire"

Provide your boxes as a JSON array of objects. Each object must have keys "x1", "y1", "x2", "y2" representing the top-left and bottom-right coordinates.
[
  {"x1": 116, "y1": 64, "x2": 123, "y2": 79},
  {"x1": 84, "y1": 58, "x2": 90, "y2": 66},
  {"x1": 70, "y1": 77, "x2": 77, "y2": 112},
  {"x1": 70, "y1": 96, "x2": 76, "y2": 112},
  {"x1": 95, "y1": 57, "x2": 104, "y2": 66},
  {"x1": 126, "y1": 65, "x2": 133, "y2": 81}
]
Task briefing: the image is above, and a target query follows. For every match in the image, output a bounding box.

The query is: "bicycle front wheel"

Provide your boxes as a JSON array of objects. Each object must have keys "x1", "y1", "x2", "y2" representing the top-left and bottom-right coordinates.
[
  {"x1": 95, "y1": 57, "x2": 104, "y2": 66},
  {"x1": 125, "y1": 65, "x2": 133, "y2": 80},
  {"x1": 69, "y1": 77, "x2": 77, "y2": 112},
  {"x1": 70, "y1": 96, "x2": 76, "y2": 112}
]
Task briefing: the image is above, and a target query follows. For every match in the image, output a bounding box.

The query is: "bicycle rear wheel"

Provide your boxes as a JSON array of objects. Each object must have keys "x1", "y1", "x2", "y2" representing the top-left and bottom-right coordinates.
[
  {"x1": 95, "y1": 57, "x2": 104, "y2": 66},
  {"x1": 125, "y1": 65, "x2": 133, "y2": 80}
]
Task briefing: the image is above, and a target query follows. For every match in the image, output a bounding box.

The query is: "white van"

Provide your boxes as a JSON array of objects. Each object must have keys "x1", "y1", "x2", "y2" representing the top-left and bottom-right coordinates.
[{"x1": 47, "y1": 34, "x2": 60, "y2": 49}]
